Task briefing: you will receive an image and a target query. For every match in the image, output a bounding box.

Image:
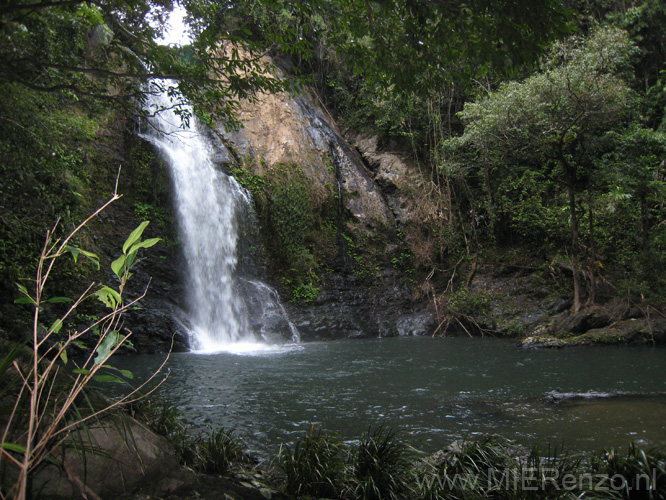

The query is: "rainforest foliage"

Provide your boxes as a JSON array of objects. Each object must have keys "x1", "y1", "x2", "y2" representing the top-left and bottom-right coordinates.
[
  {"x1": 213, "y1": 0, "x2": 666, "y2": 307},
  {"x1": 1, "y1": 0, "x2": 666, "y2": 314}
]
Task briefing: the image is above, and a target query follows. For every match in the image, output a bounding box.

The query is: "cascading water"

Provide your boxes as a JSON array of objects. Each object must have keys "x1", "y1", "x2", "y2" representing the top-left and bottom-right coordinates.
[{"x1": 139, "y1": 81, "x2": 298, "y2": 352}]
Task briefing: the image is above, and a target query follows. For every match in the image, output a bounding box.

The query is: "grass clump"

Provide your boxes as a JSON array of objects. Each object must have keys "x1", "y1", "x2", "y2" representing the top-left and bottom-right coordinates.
[
  {"x1": 189, "y1": 427, "x2": 248, "y2": 474},
  {"x1": 128, "y1": 396, "x2": 247, "y2": 475},
  {"x1": 279, "y1": 428, "x2": 346, "y2": 498},
  {"x1": 349, "y1": 423, "x2": 412, "y2": 500},
  {"x1": 590, "y1": 444, "x2": 666, "y2": 499},
  {"x1": 412, "y1": 437, "x2": 585, "y2": 500},
  {"x1": 127, "y1": 396, "x2": 187, "y2": 438}
]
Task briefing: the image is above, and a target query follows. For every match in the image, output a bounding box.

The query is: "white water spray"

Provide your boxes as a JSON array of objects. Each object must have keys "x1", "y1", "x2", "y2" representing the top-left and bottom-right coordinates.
[{"x1": 139, "y1": 81, "x2": 298, "y2": 352}]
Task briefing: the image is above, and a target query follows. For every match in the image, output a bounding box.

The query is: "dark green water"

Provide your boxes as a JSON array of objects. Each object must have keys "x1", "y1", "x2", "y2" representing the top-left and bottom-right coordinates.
[{"x1": 114, "y1": 337, "x2": 666, "y2": 457}]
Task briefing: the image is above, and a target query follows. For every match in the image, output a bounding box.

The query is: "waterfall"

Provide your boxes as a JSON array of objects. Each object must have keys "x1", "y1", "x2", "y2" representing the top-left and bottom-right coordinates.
[{"x1": 139, "y1": 81, "x2": 299, "y2": 352}]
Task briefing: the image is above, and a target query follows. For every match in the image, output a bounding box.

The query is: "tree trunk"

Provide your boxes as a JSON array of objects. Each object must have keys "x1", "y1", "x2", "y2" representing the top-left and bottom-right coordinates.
[
  {"x1": 560, "y1": 151, "x2": 582, "y2": 314},
  {"x1": 482, "y1": 165, "x2": 496, "y2": 235},
  {"x1": 586, "y1": 197, "x2": 596, "y2": 306},
  {"x1": 567, "y1": 180, "x2": 582, "y2": 313},
  {"x1": 640, "y1": 191, "x2": 650, "y2": 277}
]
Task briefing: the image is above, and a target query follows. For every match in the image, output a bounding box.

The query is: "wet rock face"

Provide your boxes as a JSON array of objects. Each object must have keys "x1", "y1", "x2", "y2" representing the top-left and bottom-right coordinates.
[
  {"x1": 210, "y1": 70, "x2": 439, "y2": 340},
  {"x1": 285, "y1": 271, "x2": 437, "y2": 340},
  {"x1": 84, "y1": 202, "x2": 189, "y2": 355}
]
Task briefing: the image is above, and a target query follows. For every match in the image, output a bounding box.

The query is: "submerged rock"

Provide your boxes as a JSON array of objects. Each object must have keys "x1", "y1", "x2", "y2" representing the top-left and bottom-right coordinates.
[{"x1": 546, "y1": 390, "x2": 624, "y2": 402}]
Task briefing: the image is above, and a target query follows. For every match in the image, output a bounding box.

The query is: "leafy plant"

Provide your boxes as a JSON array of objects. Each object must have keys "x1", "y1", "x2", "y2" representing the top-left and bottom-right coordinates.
[
  {"x1": 134, "y1": 202, "x2": 170, "y2": 227},
  {"x1": 230, "y1": 161, "x2": 336, "y2": 303},
  {"x1": 194, "y1": 427, "x2": 247, "y2": 474},
  {"x1": 126, "y1": 396, "x2": 187, "y2": 439},
  {"x1": 0, "y1": 194, "x2": 167, "y2": 500},
  {"x1": 434, "y1": 287, "x2": 494, "y2": 337},
  {"x1": 416, "y1": 436, "x2": 514, "y2": 500},
  {"x1": 289, "y1": 271, "x2": 321, "y2": 304}
]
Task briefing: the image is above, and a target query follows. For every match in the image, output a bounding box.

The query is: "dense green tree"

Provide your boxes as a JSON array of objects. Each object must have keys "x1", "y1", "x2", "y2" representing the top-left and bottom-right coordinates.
[
  {"x1": 600, "y1": 126, "x2": 666, "y2": 281},
  {"x1": 448, "y1": 27, "x2": 637, "y2": 312},
  {"x1": 323, "y1": 0, "x2": 574, "y2": 96},
  {"x1": 0, "y1": 0, "x2": 287, "y2": 128}
]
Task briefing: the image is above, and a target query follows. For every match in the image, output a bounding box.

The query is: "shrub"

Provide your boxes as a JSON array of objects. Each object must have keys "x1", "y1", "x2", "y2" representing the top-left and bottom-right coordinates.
[{"x1": 0, "y1": 195, "x2": 166, "y2": 500}]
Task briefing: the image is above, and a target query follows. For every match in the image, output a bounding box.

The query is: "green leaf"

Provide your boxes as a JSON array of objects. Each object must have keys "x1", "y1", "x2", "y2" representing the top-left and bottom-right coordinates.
[
  {"x1": 65, "y1": 245, "x2": 100, "y2": 270},
  {"x1": 123, "y1": 221, "x2": 150, "y2": 254},
  {"x1": 1, "y1": 442, "x2": 27, "y2": 454},
  {"x1": 59, "y1": 345, "x2": 68, "y2": 365},
  {"x1": 111, "y1": 255, "x2": 126, "y2": 278},
  {"x1": 128, "y1": 237, "x2": 161, "y2": 256},
  {"x1": 15, "y1": 284, "x2": 36, "y2": 305},
  {"x1": 44, "y1": 297, "x2": 73, "y2": 303},
  {"x1": 14, "y1": 297, "x2": 36, "y2": 305},
  {"x1": 72, "y1": 368, "x2": 91, "y2": 375},
  {"x1": 104, "y1": 365, "x2": 134, "y2": 380},
  {"x1": 50, "y1": 319, "x2": 64, "y2": 334},
  {"x1": 92, "y1": 374, "x2": 126, "y2": 384},
  {"x1": 125, "y1": 252, "x2": 137, "y2": 272},
  {"x1": 94, "y1": 286, "x2": 121, "y2": 309},
  {"x1": 94, "y1": 331, "x2": 121, "y2": 365}
]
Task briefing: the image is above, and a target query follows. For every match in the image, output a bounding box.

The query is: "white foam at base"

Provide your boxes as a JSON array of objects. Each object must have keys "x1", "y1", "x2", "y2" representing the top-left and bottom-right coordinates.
[{"x1": 192, "y1": 340, "x2": 304, "y2": 356}]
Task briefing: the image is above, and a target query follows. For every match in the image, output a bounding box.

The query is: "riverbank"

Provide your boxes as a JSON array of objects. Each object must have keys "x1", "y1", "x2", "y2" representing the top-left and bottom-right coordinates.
[
  {"x1": 38, "y1": 415, "x2": 666, "y2": 500},
  {"x1": 429, "y1": 260, "x2": 666, "y2": 348}
]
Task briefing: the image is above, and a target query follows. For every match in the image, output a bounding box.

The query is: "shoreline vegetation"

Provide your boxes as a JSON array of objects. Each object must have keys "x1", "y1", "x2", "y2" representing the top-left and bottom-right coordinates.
[
  {"x1": 6, "y1": 380, "x2": 666, "y2": 499},
  {"x1": 38, "y1": 404, "x2": 666, "y2": 499},
  {"x1": 120, "y1": 407, "x2": 666, "y2": 500}
]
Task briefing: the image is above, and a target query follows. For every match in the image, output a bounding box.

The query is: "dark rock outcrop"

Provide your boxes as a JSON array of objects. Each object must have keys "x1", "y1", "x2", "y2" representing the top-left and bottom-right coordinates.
[
  {"x1": 285, "y1": 271, "x2": 437, "y2": 340},
  {"x1": 522, "y1": 317, "x2": 666, "y2": 347}
]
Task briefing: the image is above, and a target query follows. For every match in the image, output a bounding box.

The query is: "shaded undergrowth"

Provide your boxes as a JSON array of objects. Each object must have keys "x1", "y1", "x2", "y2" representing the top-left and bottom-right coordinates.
[
  {"x1": 126, "y1": 398, "x2": 666, "y2": 500},
  {"x1": 127, "y1": 396, "x2": 249, "y2": 475}
]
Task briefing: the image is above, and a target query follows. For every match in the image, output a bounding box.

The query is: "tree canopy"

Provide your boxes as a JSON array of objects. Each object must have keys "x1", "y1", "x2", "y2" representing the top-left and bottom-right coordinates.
[
  {"x1": 445, "y1": 25, "x2": 666, "y2": 309},
  {"x1": 0, "y1": 0, "x2": 288, "y2": 127}
]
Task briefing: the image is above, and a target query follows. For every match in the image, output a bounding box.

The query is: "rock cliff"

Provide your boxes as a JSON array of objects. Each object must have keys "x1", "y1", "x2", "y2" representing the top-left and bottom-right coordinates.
[{"x1": 211, "y1": 80, "x2": 439, "y2": 341}]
